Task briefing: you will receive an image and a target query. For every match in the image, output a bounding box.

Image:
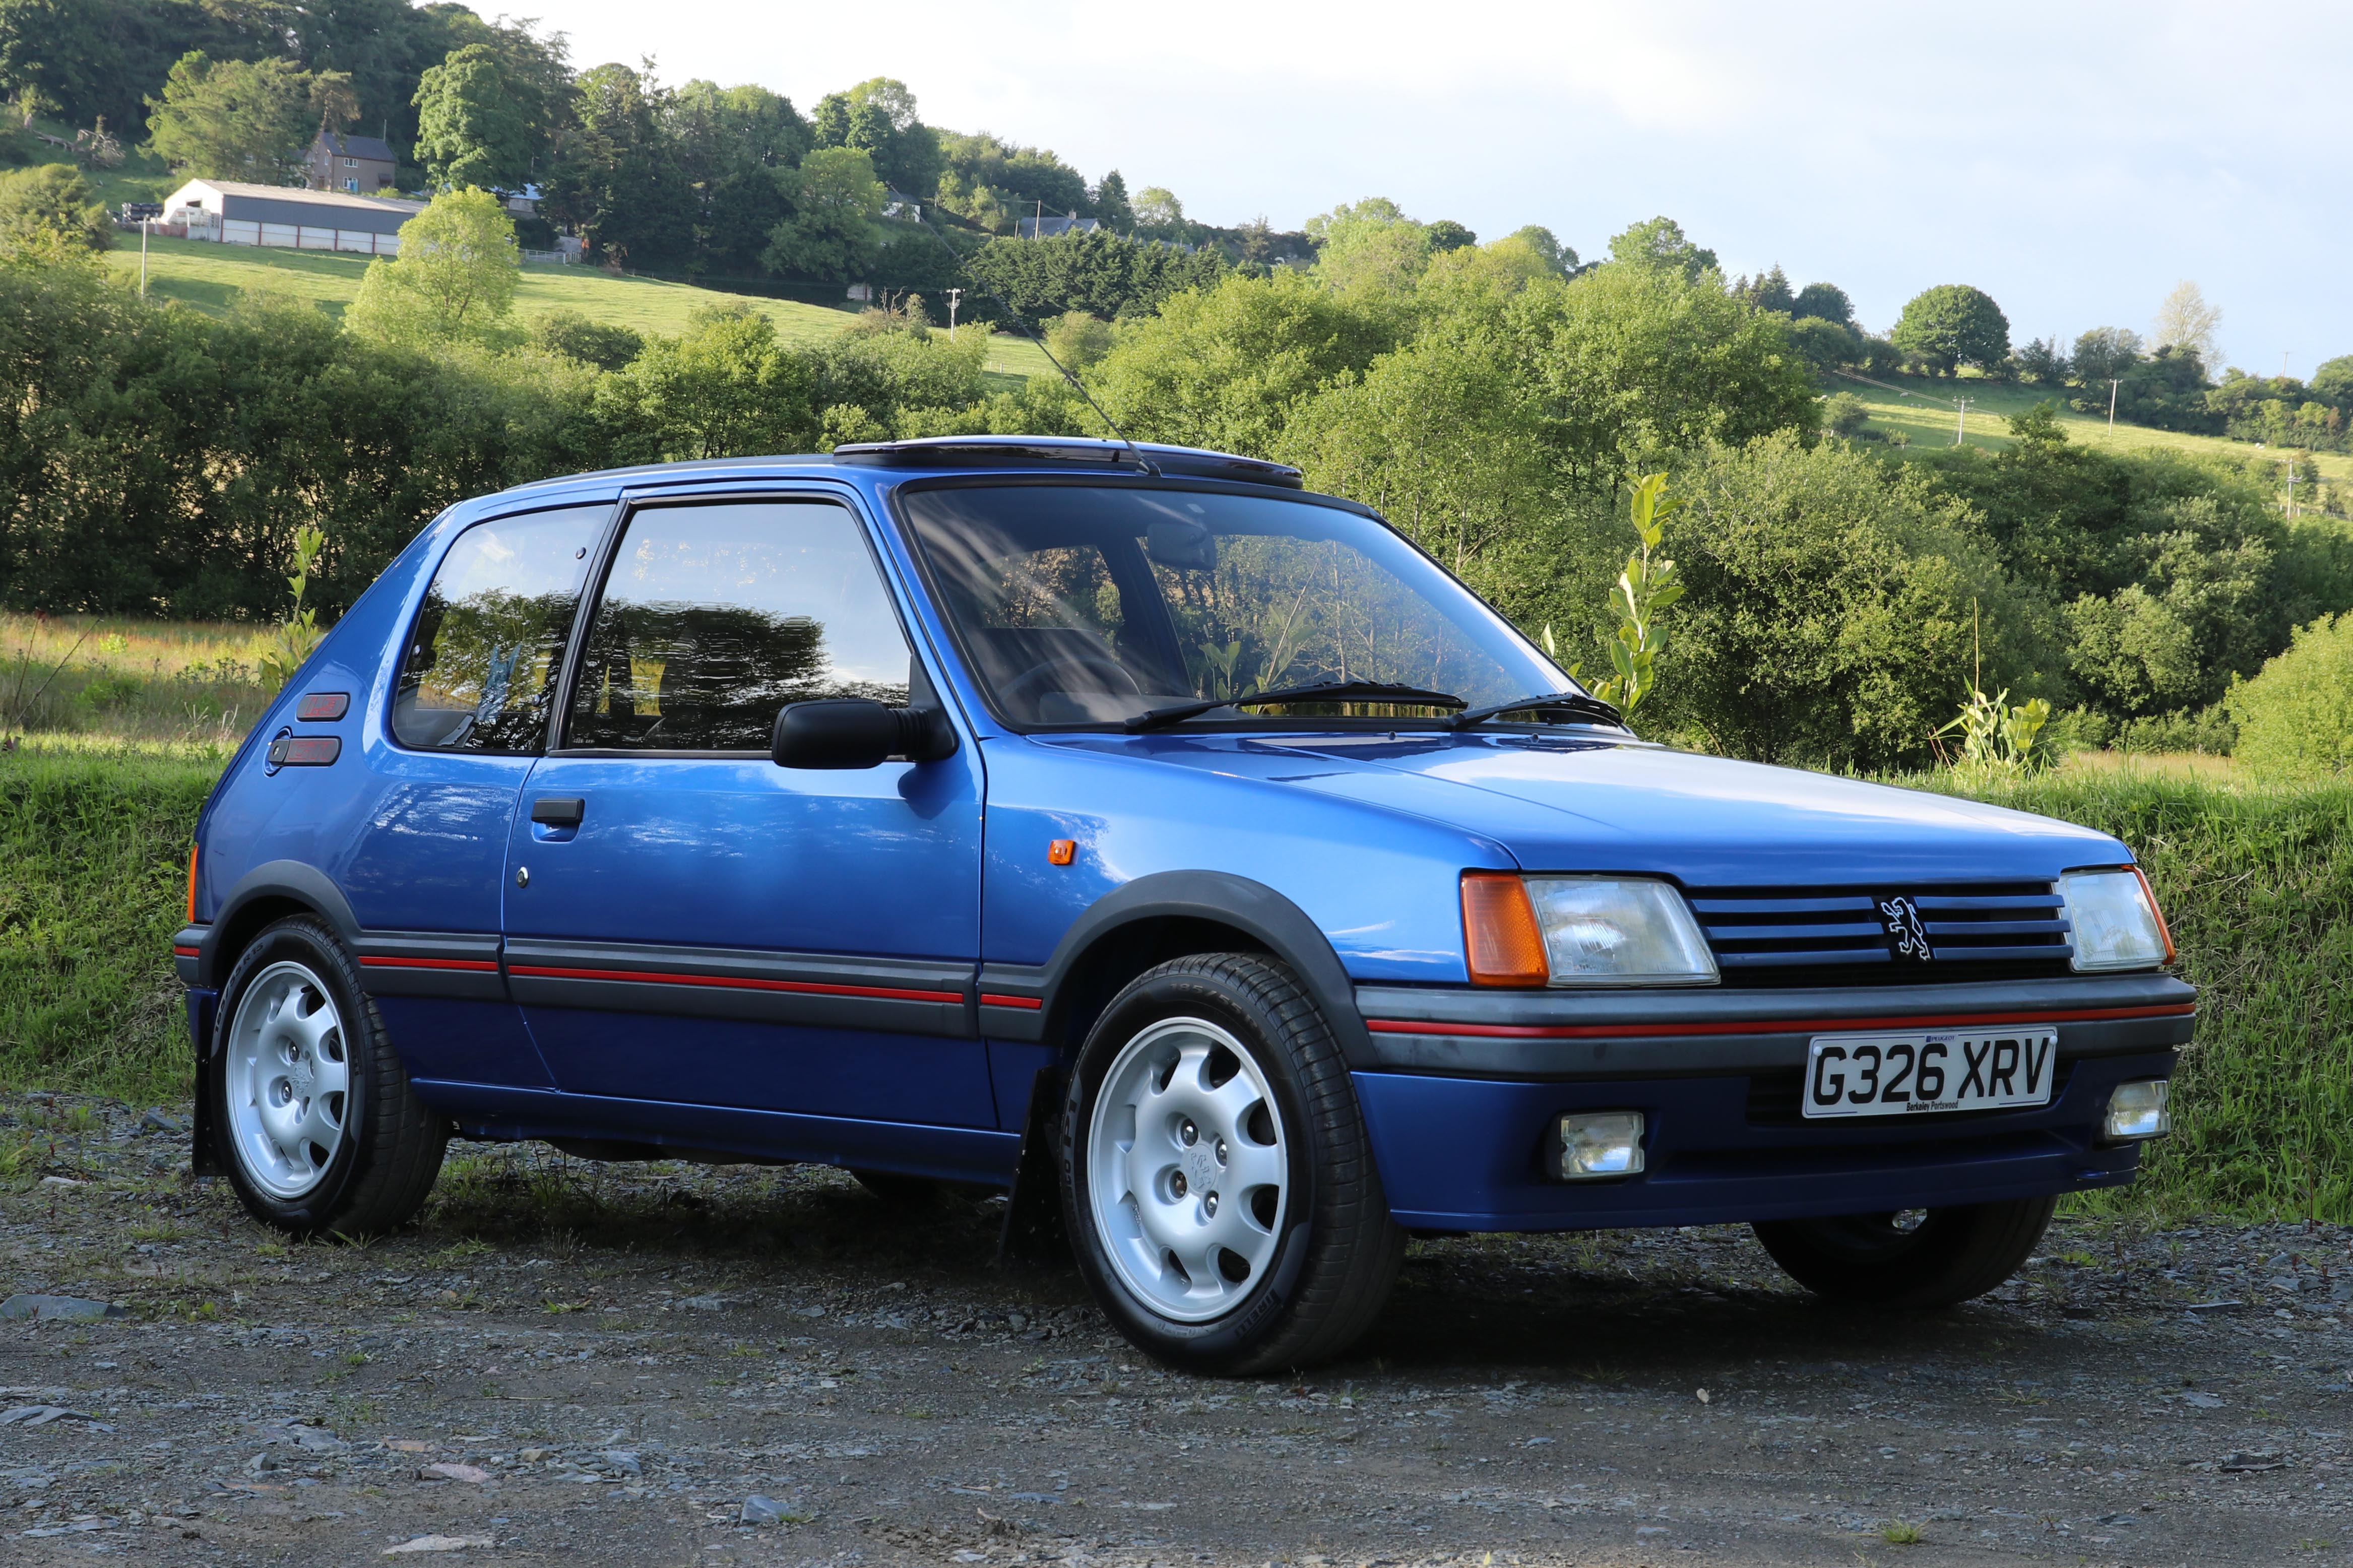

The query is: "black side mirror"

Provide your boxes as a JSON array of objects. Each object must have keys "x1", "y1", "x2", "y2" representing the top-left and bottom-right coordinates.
[{"x1": 772, "y1": 699, "x2": 959, "y2": 769}]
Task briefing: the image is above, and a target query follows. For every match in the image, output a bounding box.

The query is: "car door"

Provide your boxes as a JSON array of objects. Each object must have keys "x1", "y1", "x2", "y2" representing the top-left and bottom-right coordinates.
[
  {"x1": 336, "y1": 502, "x2": 609, "y2": 1090},
  {"x1": 501, "y1": 491, "x2": 992, "y2": 1128}
]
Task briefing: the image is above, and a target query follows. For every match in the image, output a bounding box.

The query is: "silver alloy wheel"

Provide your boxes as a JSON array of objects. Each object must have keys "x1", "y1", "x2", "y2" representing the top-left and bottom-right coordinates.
[
  {"x1": 1086, "y1": 1015, "x2": 1289, "y2": 1323},
  {"x1": 223, "y1": 960, "x2": 351, "y2": 1200}
]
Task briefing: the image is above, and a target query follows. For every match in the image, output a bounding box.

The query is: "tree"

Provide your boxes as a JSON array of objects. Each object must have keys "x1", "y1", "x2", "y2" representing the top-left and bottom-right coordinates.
[
  {"x1": 144, "y1": 52, "x2": 337, "y2": 181},
  {"x1": 1424, "y1": 219, "x2": 1476, "y2": 253},
  {"x1": 0, "y1": 162, "x2": 110, "y2": 260},
  {"x1": 2310, "y1": 355, "x2": 2353, "y2": 408},
  {"x1": 345, "y1": 186, "x2": 521, "y2": 343},
  {"x1": 1665, "y1": 432, "x2": 2038, "y2": 769},
  {"x1": 1089, "y1": 169, "x2": 1132, "y2": 233},
  {"x1": 413, "y1": 44, "x2": 534, "y2": 190},
  {"x1": 1605, "y1": 216, "x2": 1718, "y2": 282},
  {"x1": 2071, "y1": 326, "x2": 2142, "y2": 385},
  {"x1": 2014, "y1": 336, "x2": 2067, "y2": 384},
  {"x1": 1739, "y1": 264, "x2": 1793, "y2": 313},
  {"x1": 1503, "y1": 225, "x2": 1576, "y2": 274},
  {"x1": 670, "y1": 79, "x2": 807, "y2": 276},
  {"x1": 1497, "y1": 259, "x2": 1820, "y2": 494},
  {"x1": 1786, "y1": 314, "x2": 1863, "y2": 373},
  {"x1": 1093, "y1": 268, "x2": 1399, "y2": 456},
  {"x1": 810, "y1": 77, "x2": 941, "y2": 197},
  {"x1": 1890, "y1": 284, "x2": 2009, "y2": 375},
  {"x1": 1792, "y1": 281, "x2": 1852, "y2": 324},
  {"x1": 2152, "y1": 279, "x2": 2221, "y2": 364},
  {"x1": 1132, "y1": 185, "x2": 1184, "y2": 237},
  {"x1": 0, "y1": 0, "x2": 116, "y2": 129},
  {"x1": 1307, "y1": 196, "x2": 1427, "y2": 294},
  {"x1": 530, "y1": 307, "x2": 643, "y2": 370},
  {"x1": 762, "y1": 144, "x2": 884, "y2": 282},
  {"x1": 596, "y1": 302, "x2": 820, "y2": 463},
  {"x1": 2111, "y1": 344, "x2": 2218, "y2": 432},
  {"x1": 543, "y1": 62, "x2": 694, "y2": 268},
  {"x1": 965, "y1": 228, "x2": 1227, "y2": 322}
]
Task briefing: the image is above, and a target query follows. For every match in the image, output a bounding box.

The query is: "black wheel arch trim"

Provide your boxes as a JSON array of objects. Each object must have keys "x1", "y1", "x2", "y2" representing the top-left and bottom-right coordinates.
[
  {"x1": 195, "y1": 861, "x2": 362, "y2": 991},
  {"x1": 986, "y1": 871, "x2": 1375, "y2": 1068}
]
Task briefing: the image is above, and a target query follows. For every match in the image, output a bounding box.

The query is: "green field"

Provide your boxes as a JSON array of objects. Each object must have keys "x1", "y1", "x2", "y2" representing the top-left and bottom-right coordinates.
[
  {"x1": 101, "y1": 233, "x2": 1056, "y2": 379},
  {"x1": 1833, "y1": 367, "x2": 2353, "y2": 488}
]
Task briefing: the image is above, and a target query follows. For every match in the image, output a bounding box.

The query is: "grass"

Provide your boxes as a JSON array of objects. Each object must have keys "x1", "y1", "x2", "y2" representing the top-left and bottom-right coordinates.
[
  {"x1": 1831, "y1": 368, "x2": 2353, "y2": 491},
  {"x1": 1, "y1": 612, "x2": 275, "y2": 750},
  {"x1": 99, "y1": 234, "x2": 1056, "y2": 381}
]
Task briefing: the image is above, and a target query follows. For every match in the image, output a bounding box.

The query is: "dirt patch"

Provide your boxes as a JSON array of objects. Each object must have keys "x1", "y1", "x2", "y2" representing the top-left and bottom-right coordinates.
[{"x1": 4, "y1": 1092, "x2": 2351, "y2": 1565}]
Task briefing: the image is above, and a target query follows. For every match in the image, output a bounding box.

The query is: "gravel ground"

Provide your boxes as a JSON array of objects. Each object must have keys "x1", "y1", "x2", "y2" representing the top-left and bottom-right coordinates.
[{"x1": 4, "y1": 1091, "x2": 2351, "y2": 1568}]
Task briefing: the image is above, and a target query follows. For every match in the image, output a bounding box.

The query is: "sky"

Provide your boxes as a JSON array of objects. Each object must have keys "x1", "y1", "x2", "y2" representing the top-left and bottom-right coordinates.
[{"x1": 517, "y1": 0, "x2": 2348, "y2": 377}]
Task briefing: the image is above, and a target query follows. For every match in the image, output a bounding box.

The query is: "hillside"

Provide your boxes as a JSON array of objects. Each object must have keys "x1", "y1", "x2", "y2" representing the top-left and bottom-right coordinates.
[
  {"x1": 1833, "y1": 368, "x2": 2353, "y2": 488},
  {"x1": 101, "y1": 234, "x2": 1055, "y2": 380}
]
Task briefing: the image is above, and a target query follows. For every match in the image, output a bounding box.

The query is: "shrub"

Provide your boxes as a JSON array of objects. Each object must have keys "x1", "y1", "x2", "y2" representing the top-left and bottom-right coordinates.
[
  {"x1": 2227, "y1": 612, "x2": 2353, "y2": 781},
  {"x1": 1821, "y1": 391, "x2": 1868, "y2": 438}
]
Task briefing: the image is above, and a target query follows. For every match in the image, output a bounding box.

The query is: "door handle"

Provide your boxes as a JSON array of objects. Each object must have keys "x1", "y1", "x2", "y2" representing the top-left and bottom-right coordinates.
[{"x1": 531, "y1": 797, "x2": 585, "y2": 828}]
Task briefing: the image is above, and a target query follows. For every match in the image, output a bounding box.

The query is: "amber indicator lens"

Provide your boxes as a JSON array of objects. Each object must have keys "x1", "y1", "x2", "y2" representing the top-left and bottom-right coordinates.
[
  {"x1": 184, "y1": 845, "x2": 198, "y2": 923},
  {"x1": 1047, "y1": 839, "x2": 1076, "y2": 865},
  {"x1": 1461, "y1": 872, "x2": 1547, "y2": 986},
  {"x1": 295, "y1": 691, "x2": 350, "y2": 722}
]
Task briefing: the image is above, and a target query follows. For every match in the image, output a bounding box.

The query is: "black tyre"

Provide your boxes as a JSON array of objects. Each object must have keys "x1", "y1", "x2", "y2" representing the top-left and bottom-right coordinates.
[
  {"x1": 210, "y1": 916, "x2": 448, "y2": 1238},
  {"x1": 1060, "y1": 953, "x2": 1403, "y2": 1375},
  {"x1": 1752, "y1": 1195, "x2": 2057, "y2": 1309}
]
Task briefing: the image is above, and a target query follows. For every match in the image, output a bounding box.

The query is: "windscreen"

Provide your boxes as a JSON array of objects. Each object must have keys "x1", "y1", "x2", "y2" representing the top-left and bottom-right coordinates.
[{"x1": 901, "y1": 484, "x2": 1571, "y2": 728}]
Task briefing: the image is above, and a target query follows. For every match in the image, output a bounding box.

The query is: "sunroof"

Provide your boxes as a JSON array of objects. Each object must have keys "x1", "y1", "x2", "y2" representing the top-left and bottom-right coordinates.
[{"x1": 831, "y1": 436, "x2": 1305, "y2": 489}]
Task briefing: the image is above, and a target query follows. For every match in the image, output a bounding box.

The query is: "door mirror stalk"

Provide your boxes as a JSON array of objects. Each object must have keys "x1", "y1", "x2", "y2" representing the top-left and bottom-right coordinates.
[{"x1": 772, "y1": 699, "x2": 959, "y2": 769}]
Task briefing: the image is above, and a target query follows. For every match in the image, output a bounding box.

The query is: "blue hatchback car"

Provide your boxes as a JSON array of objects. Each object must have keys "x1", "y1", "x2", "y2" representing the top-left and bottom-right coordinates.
[{"x1": 174, "y1": 436, "x2": 2193, "y2": 1372}]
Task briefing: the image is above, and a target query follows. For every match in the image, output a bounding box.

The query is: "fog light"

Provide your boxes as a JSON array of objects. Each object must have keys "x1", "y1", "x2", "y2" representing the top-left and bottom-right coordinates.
[
  {"x1": 2103, "y1": 1079, "x2": 2173, "y2": 1142},
  {"x1": 1555, "y1": 1111, "x2": 1645, "y2": 1180}
]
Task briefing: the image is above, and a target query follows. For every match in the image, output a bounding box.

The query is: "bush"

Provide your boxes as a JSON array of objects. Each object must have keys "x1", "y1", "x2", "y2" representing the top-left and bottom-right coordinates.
[
  {"x1": 2227, "y1": 612, "x2": 2353, "y2": 782},
  {"x1": 1821, "y1": 390, "x2": 1868, "y2": 438}
]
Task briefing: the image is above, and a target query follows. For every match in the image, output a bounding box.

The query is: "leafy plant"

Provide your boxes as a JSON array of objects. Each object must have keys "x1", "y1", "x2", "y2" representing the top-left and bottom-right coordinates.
[
  {"x1": 1934, "y1": 687, "x2": 2051, "y2": 775},
  {"x1": 1571, "y1": 472, "x2": 1684, "y2": 717},
  {"x1": 255, "y1": 526, "x2": 327, "y2": 690}
]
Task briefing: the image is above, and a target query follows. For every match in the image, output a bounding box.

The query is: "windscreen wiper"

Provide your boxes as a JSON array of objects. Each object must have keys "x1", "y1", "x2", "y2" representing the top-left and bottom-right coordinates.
[
  {"x1": 1448, "y1": 690, "x2": 1625, "y2": 729},
  {"x1": 1124, "y1": 680, "x2": 1468, "y2": 733}
]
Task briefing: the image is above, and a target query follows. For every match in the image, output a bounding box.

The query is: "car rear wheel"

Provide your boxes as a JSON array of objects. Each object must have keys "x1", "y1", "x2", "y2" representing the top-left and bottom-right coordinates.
[
  {"x1": 1060, "y1": 953, "x2": 1403, "y2": 1375},
  {"x1": 211, "y1": 916, "x2": 448, "y2": 1238},
  {"x1": 1752, "y1": 1195, "x2": 2057, "y2": 1309}
]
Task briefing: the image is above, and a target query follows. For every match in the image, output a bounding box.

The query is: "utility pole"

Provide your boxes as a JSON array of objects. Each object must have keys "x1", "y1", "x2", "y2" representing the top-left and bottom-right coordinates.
[
  {"x1": 946, "y1": 287, "x2": 962, "y2": 338},
  {"x1": 138, "y1": 217, "x2": 149, "y2": 296},
  {"x1": 2286, "y1": 459, "x2": 2299, "y2": 520},
  {"x1": 2109, "y1": 379, "x2": 2119, "y2": 428},
  {"x1": 1953, "y1": 396, "x2": 1975, "y2": 446}
]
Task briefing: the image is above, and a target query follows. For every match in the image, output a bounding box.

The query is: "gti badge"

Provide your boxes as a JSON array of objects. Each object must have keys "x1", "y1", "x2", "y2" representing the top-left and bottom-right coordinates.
[{"x1": 1879, "y1": 894, "x2": 1932, "y2": 961}]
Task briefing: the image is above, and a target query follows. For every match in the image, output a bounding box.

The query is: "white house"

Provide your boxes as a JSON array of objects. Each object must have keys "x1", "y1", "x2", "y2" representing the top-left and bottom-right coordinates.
[{"x1": 162, "y1": 179, "x2": 424, "y2": 255}]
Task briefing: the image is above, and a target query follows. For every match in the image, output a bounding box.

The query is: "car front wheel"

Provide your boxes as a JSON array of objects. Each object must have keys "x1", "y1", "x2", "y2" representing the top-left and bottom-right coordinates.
[
  {"x1": 1060, "y1": 953, "x2": 1403, "y2": 1375},
  {"x1": 211, "y1": 916, "x2": 448, "y2": 1238},
  {"x1": 1752, "y1": 1195, "x2": 2057, "y2": 1309}
]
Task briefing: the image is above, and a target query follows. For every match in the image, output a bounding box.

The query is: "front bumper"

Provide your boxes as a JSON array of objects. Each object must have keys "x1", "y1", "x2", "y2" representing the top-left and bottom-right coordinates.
[{"x1": 1352, "y1": 972, "x2": 2192, "y2": 1231}]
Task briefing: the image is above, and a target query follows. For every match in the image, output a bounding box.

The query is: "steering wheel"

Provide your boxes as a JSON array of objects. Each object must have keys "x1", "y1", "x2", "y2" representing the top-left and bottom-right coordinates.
[{"x1": 1001, "y1": 646, "x2": 1144, "y2": 715}]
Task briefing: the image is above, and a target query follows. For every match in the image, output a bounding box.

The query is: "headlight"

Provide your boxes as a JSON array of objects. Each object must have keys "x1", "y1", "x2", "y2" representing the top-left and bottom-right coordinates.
[
  {"x1": 2060, "y1": 867, "x2": 2175, "y2": 972},
  {"x1": 1462, "y1": 873, "x2": 1719, "y2": 987}
]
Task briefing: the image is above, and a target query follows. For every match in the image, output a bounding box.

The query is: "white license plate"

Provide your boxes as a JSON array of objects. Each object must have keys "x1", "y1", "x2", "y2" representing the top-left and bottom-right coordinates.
[{"x1": 1802, "y1": 1028, "x2": 2058, "y2": 1118}]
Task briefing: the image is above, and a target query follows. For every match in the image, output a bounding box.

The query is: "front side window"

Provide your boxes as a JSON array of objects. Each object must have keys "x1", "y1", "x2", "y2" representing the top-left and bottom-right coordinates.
[
  {"x1": 393, "y1": 506, "x2": 606, "y2": 752},
  {"x1": 902, "y1": 484, "x2": 1571, "y2": 728},
  {"x1": 566, "y1": 500, "x2": 913, "y2": 752}
]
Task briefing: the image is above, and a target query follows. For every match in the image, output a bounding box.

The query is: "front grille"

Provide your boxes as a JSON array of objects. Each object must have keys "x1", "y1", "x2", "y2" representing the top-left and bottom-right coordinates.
[{"x1": 1690, "y1": 881, "x2": 2073, "y2": 982}]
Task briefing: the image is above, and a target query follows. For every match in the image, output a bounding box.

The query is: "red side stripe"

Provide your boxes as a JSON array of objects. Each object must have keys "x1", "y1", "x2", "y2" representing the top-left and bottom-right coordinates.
[
  {"x1": 1362, "y1": 1002, "x2": 2196, "y2": 1041},
  {"x1": 980, "y1": 993, "x2": 1044, "y2": 1010},
  {"x1": 359, "y1": 956, "x2": 501, "y2": 973},
  {"x1": 508, "y1": 963, "x2": 964, "y2": 1006}
]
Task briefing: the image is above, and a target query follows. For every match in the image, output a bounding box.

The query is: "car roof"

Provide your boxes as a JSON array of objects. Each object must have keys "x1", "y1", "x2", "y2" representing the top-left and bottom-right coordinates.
[{"x1": 479, "y1": 437, "x2": 1305, "y2": 507}]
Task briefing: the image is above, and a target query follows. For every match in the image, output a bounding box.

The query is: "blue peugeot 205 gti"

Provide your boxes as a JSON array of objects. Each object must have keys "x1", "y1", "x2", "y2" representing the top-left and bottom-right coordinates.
[{"x1": 173, "y1": 436, "x2": 2192, "y2": 1374}]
